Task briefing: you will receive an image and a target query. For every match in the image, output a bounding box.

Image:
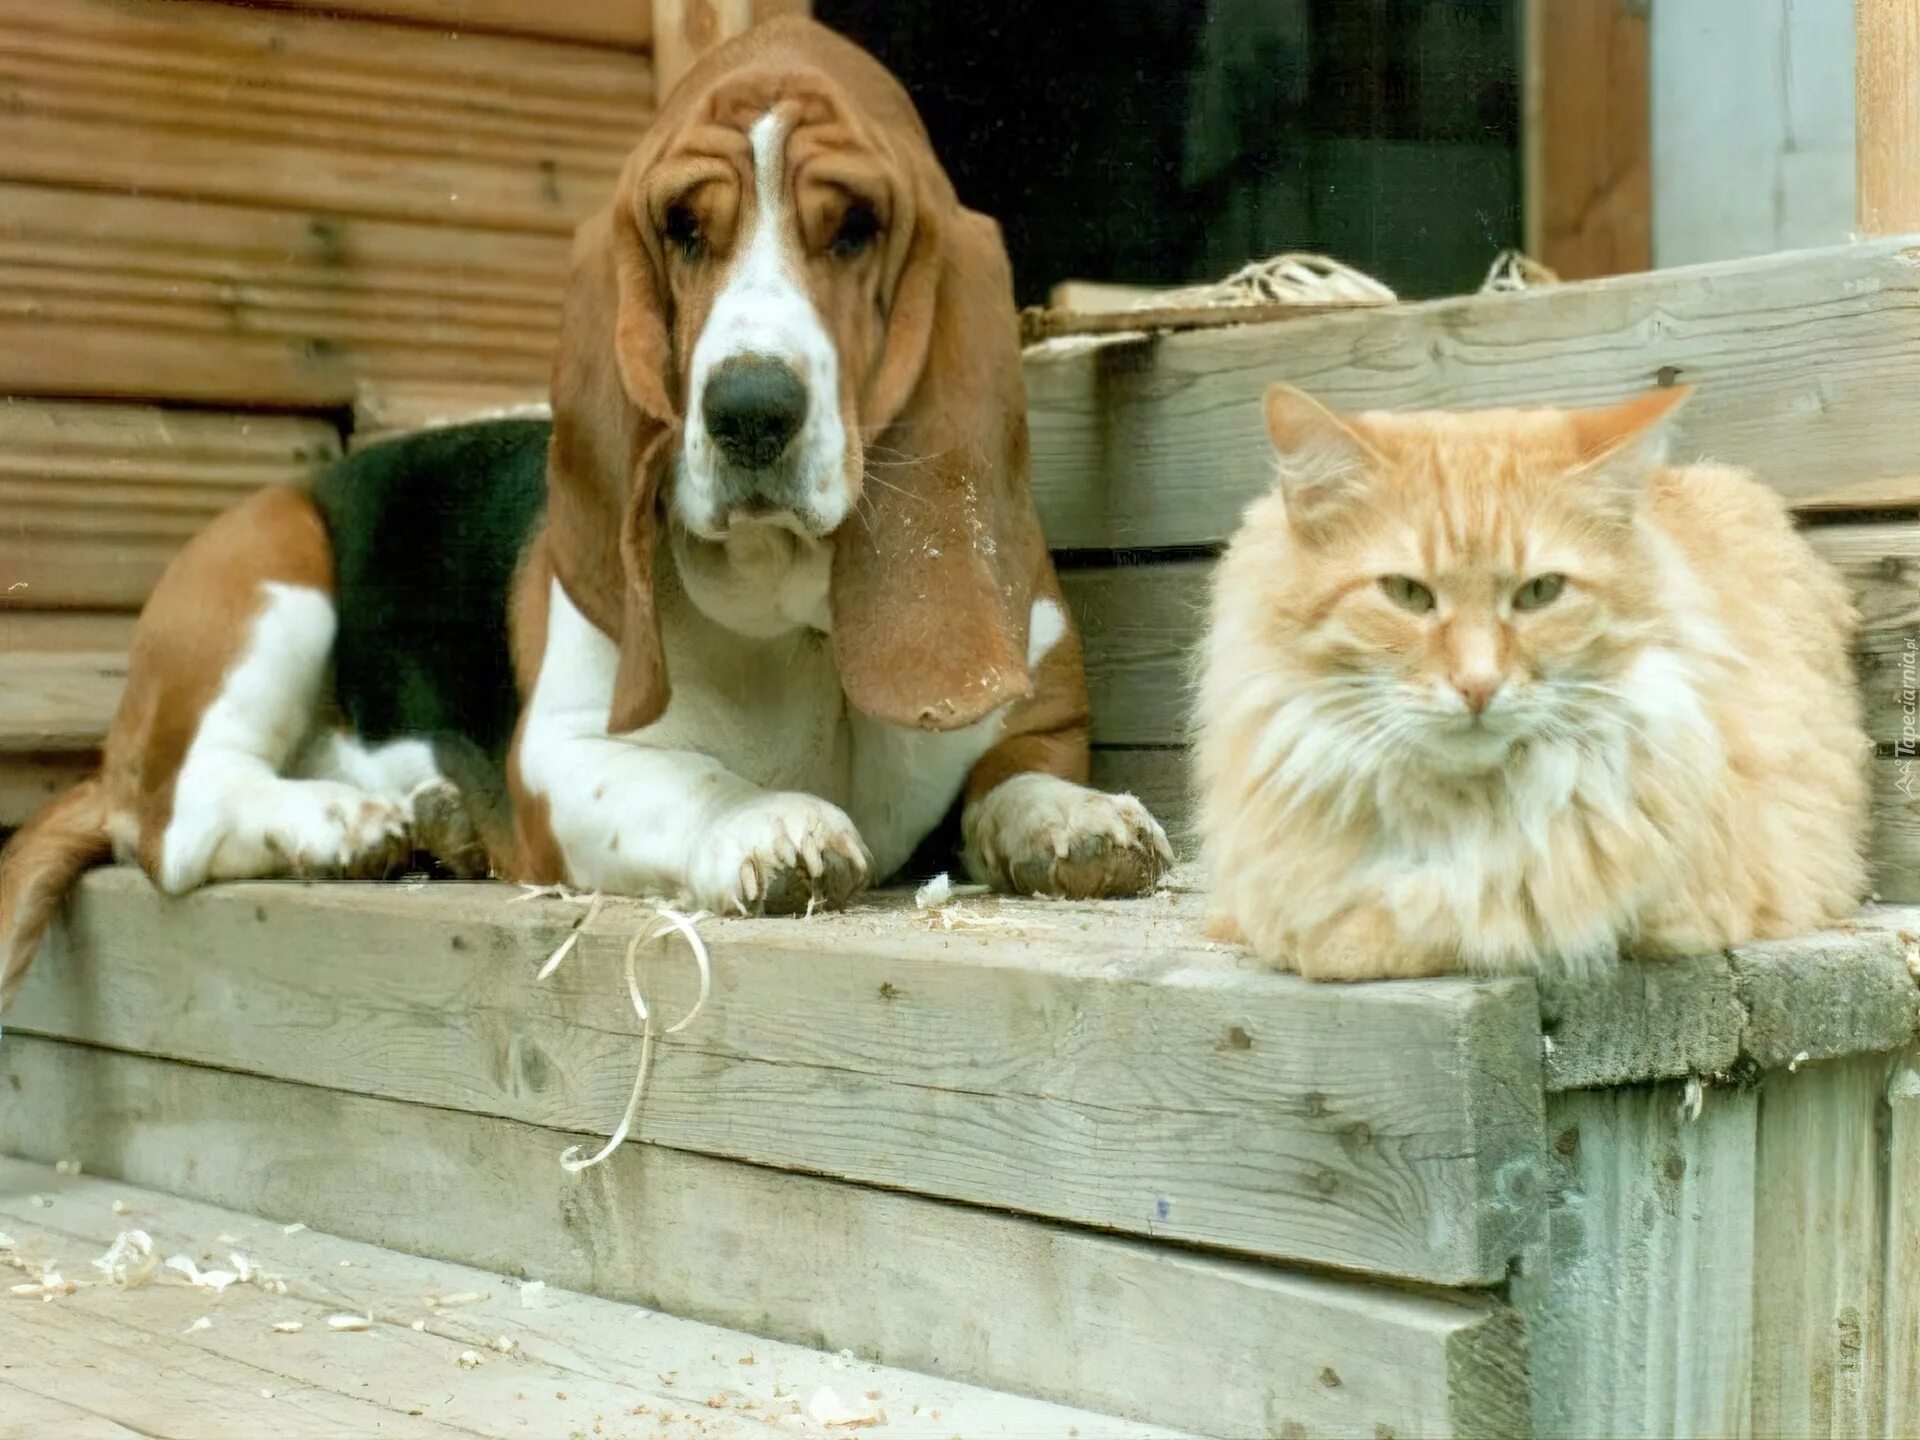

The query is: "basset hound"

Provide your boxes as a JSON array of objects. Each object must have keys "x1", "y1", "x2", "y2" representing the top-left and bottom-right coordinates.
[{"x1": 0, "y1": 17, "x2": 1172, "y2": 1006}]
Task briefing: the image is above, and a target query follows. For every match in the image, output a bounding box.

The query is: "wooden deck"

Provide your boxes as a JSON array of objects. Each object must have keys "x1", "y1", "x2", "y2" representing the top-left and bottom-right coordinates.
[
  {"x1": 0, "y1": 1159, "x2": 1181, "y2": 1439},
  {"x1": 5, "y1": 870, "x2": 1920, "y2": 1436}
]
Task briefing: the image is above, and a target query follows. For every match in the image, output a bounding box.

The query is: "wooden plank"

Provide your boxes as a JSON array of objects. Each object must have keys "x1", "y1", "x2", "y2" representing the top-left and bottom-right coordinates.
[
  {"x1": 1521, "y1": 0, "x2": 1651, "y2": 279},
  {"x1": 351, "y1": 380, "x2": 553, "y2": 450},
  {"x1": 1871, "y1": 754, "x2": 1920, "y2": 903},
  {"x1": 0, "y1": 1384, "x2": 150, "y2": 1440},
  {"x1": 0, "y1": 612, "x2": 137, "y2": 653},
  {"x1": 0, "y1": 183, "x2": 568, "y2": 406},
  {"x1": 1859, "y1": 0, "x2": 1920, "y2": 236},
  {"x1": 1651, "y1": 0, "x2": 1855, "y2": 266},
  {"x1": 1750, "y1": 1056, "x2": 1890, "y2": 1437},
  {"x1": 0, "y1": 1039, "x2": 1533, "y2": 1438},
  {"x1": 1538, "y1": 954, "x2": 1747, "y2": 1092},
  {"x1": 1885, "y1": 1051, "x2": 1920, "y2": 1434},
  {"x1": 0, "y1": 1160, "x2": 1188, "y2": 1440},
  {"x1": 0, "y1": 753, "x2": 95, "y2": 830},
  {"x1": 1520, "y1": 1082, "x2": 1758, "y2": 1438},
  {"x1": 8, "y1": 868, "x2": 1549, "y2": 1285},
  {"x1": 1024, "y1": 238, "x2": 1920, "y2": 551},
  {"x1": 0, "y1": 399, "x2": 339, "y2": 606},
  {"x1": 0, "y1": 653, "x2": 126, "y2": 755},
  {"x1": 0, "y1": 0, "x2": 651, "y2": 237},
  {"x1": 1089, "y1": 748, "x2": 1191, "y2": 851},
  {"x1": 249, "y1": 0, "x2": 653, "y2": 49},
  {"x1": 1731, "y1": 929, "x2": 1920, "y2": 1070}
]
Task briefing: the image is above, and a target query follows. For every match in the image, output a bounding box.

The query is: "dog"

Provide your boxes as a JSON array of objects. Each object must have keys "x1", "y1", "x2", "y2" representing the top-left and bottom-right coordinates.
[{"x1": 0, "y1": 17, "x2": 1172, "y2": 1007}]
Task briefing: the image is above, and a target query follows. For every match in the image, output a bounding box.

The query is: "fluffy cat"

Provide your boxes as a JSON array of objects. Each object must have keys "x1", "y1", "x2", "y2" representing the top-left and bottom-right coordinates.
[{"x1": 1195, "y1": 383, "x2": 1868, "y2": 981}]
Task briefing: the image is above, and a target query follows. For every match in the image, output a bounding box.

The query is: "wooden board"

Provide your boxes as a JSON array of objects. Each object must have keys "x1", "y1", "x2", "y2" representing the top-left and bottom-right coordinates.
[
  {"x1": 0, "y1": 612, "x2": 138, "y2": 653},
  {"x1": 0, "y1": 0, "x2": 651, "y2": 237},
  {"x1": 0, "y1": 653, "x2": 127, "y2": 756},
  {"x1": 1521, "y1": 0, "x2": 1651, "y2": 279},
  {"x1": 1885, "y1": 1051, "x2": 1920, "y2": 1433},
  {"x1": 1859, "y1": 0, "x2": 1920, "y2": 236},
  {"x1": 1520, "y1": 1082, "x2": 1759, "y2": 1438},
  {"x1": 0, "y1": 752, "x2": 95, "y2": 831},
  {"x1": 351, "y1": 380, "x2": 554, "y2": 449},
  {"x1": 1025, "y1": 238, "x2": 1920, "y2": 551},
  {"x1": 0, "y1": 1039, "x2": 1533, "y2": 1439},
  {"x1": 0, "y1": 183, "x2": 568, "y2": 407},
  {"x1": 7, "y1": 868, "x2": 1548, "y2": 1287},
  {"x1": 0, "y1": 400, "x2": 339, "y2": 608},
  {"x1": 651, "y1": 0, "x2": 808, "y2": 98},
  {"x1": 1750, "y1": 1056, "x2": 1890, "y2": 1436},
  {"x1": 253, "y1": 0, "x2": 653, "y2": 49},
  {"x1": 0, "y1": 1159, "x2": 1175, "y2": 1440}
]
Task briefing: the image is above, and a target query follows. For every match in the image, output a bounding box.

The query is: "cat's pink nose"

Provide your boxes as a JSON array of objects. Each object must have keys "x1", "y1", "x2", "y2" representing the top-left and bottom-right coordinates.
[{"x1": 1454, "y1": 675, "x2": 1501, "y2": 714}]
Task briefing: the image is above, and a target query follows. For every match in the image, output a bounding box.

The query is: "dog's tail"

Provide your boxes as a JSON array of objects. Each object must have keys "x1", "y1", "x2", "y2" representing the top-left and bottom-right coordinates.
[{"x1": 0, "y1": 778, "x2": 112, "y2": 1012}]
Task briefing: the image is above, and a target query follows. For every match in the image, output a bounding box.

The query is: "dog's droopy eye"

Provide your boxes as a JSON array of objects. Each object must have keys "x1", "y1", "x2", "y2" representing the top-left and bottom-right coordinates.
[
  {"x1": 664, "y1": 204, "x2": 704, "y2": 261},
  {"x1": 830, "y1": 203, "x2": 880, "y2": 259}
]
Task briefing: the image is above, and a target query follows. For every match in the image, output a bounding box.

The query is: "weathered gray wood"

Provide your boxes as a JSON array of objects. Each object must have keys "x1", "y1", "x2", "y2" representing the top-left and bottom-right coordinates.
[
  {"x1": 0, "y1": 1383, "x2": 150, "y2": 1439},
  {"x1": 1731, "y1": 930, "x2": 1920, "y2": 1069},
  {"x1": 1537, "y1": 954, "x2": 1746, "y2": 1091},
  {"x1": 1870, "y1": 754, "x2": 1920, "y2": 902},
  {"x1": 1089, "y1": 747, "x2": 1191, "y2": 848},
  {"x1": 0, "y1": 1037, "x2": 1532, "y2": 1439},
  {"x1": 10, "y1": 869, "x2": 1547, "y2": 1286},
  {"x1": 0, "y1": 1158, "x2": 1182, "y2": 1440},
  {"x1": 1885, "y1": 1051, "x2": 1920, "y2": 1434},
  {"x1": 1025, "y1": 237, "x2": 1920, "y2": 551},
  {"x1": 1520, "y1": 1082, "x2": 1759, "y2": 1438},
  {"x1": 1750, "y1": 1056, "x2": 1890, "y2": 1437}
]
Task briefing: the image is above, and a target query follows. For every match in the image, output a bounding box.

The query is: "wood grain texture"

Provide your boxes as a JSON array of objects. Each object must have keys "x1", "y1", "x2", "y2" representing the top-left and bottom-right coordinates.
[
  {"x1": 8, "y1": 868, "x2": 1549, "y2": 1285},
  {"x1": 1884, "y1": 1051, "x2": 1920, "y2": 1433},
  {"x1": 0, "y1": 611, "x2": 137, "y2": 653},
  {"x1": 1859, "y1": 0, "x2": 1920, "y2": 235},
  {"x1": 0, "y1": 1157, "x2": 1187, "y2": 1440},
  {"x1": 0, "y1": 1038, "x2": 1531, "y2": 1439},
  {"x1": 351, "y1": 381, "x2": 553, "y2": 449},
  {"x1": 1750, "y1": 1056, "x2": 1890, "y2": 1437},
  {"x1": 1522, "y1": 0, "x2": 1651, "y2": 279},
  {"x1": 0, "y1": 653, "x2": 126, "y2": 755},
  {"x1": 651, "y1": 0, "x2": 808, "y2": 99},
  {"x1": 1025, "y1": 238, "x2": 1920, "y2": 551},
  {"x1": 1870, "y1": 753, "x2": 1920, "y2": 903},
  {"x1": 0, "y1": 753, "x2": 95, "y2": 830},
  {"x1": 250, "y1": 0, "x2": 653, "y2": 48},
  {"x1": 1521, "y1": 1083, "x2": 1758, "y2": 1438},
  {"x1": 0, "y1": 399, "x2": 339, "y2": 608},
  {"x1": 0, "y1": 183, "x2": 568, "y2": 407},
  {"x1": 0, "y1": 0, "x2": 651, "y2": 236}
]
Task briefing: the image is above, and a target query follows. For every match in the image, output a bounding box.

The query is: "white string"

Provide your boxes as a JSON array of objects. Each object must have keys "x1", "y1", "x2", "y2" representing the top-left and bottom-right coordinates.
[{"x1": 537, "y1": 903, "x2": 712, "y2": 1174}]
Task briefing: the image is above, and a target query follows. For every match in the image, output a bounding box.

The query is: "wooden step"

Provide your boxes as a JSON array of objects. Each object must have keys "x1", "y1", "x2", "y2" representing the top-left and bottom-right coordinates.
[{"x1": 0, "y1": 1158, "x2": 1182, "y2": 1439}]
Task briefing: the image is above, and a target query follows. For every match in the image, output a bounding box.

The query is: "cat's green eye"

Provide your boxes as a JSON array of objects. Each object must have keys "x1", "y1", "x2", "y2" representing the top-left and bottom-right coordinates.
[
  {"x1": 1379, "y1": 575, "x2": 1435, "y2": 613},
  {"x1": 1514, "y1": 574, "x2": 1566, "y2": 611}
]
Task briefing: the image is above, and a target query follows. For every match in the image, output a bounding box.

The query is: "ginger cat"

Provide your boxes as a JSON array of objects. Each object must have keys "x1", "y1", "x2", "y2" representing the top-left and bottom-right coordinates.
[{"x1": 1195, "y1": 384, "x2": 1868, "y2": 982}]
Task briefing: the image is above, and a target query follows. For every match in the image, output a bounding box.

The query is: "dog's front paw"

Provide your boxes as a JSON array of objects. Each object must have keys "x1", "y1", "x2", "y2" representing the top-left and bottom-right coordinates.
[
  {"x1": 964, "y1": 774, "x2": 1173, "y2": 899},
  {"x1": 692, "y1": 793, "x2": 872, "y2": 916}
]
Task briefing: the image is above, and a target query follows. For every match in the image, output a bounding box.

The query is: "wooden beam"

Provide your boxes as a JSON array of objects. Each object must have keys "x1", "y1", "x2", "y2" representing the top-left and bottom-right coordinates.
[
  {"x1": 1025, "y1": 238, "x2": 1920, "y2": 551},
  {"x1": 7, "y1": 867, "x2": 1549, "y2": 1287},
  {"x1": 1859, "y1": 0, "x2": 1920, "y2": 235},
  {"x1": 0, "y1": 400, "x2": 339, "y2": 608},
  {"x1": 0, "y1": 1041, "x2": 1534, "y2": 1438},
  {"x1": 1750, "y1": 1057, "x2": 1890, "y2": 1434},
  {"x1": 1522, "y1": 0, "x2": 1651, "y2": 279},
  {"x1": 250, "y1": 0, "x2": 653, "y2": 49},
  {"x1": 0, "y1": 184, "x2": 567, "y2": 408},
  {"x1": 1885, "y1": 1052, "x2": 1920, "y2": 1430},
  {"x1": 1519, "y1": 1083, "x2": 1759, "y2": 1437},
  {"x1": 0, "y1": 0, "x2": 651, "y2": 236}
]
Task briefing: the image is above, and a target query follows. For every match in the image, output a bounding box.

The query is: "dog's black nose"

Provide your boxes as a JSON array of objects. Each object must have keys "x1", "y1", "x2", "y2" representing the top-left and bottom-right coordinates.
[{"x1": 703, "y1": 358, "x2": 807, "y2": 469}]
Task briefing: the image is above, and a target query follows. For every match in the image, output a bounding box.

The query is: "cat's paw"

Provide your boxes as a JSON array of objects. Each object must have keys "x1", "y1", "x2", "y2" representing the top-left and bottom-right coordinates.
[
  {"x1": 690, "y1": 793, "x2": 872, "y2": 916},
  {"x1": 964, "y1": 774, "x2": 1173, "y2": 899},
  {"x1": 407, "y1": 779, "x2": 491, "y2": 879},
  {"x1": 1294, "y1": 906, "x2": 1458, "y2": 982}
]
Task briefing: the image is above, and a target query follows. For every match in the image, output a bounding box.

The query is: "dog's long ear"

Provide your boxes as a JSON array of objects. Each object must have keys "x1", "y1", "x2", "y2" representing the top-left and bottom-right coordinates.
[
  {"x1": 542, "y1": 171, "x2": 682, "y2": 734},
  {"x1": 831, "y1": 167, "x2": 1042, "y2": 731}
]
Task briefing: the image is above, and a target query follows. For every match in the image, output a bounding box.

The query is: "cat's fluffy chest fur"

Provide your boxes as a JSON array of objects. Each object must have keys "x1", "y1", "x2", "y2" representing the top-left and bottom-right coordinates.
[{"x1": 1196, "y1": 386, "x2": 1867, "y2": 982}]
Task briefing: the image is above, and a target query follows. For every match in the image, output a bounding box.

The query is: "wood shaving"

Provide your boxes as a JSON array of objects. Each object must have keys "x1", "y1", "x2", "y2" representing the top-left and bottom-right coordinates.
[
  {"x1": 457, "y1": 1350, "x2": 483, "y2": 1370},
  {"x1": 271, "y1": 1321, "x2": 304, "y2": 1333},
  {"x1": 53, "y1": 1159, "x2": 81, "y2": 1176},
  {"x1": 91, "y1": 1230, "x2": 158, "y2": 1288},
  {"x1": 28, "y1": 1195, "x2": 51, "y2": 1208},
  {"x1": 411, "y1": 1319, "x2": 427, "y2": 1332},
  {"x1": 229, "y1": 1252, "x2": 256, "y2": 1283},
  {"x1": 327, "y1": 1314, "x2": 373, "y2": 1331},
  {"x1": 10, "y1": 1269, "x2": 78, "y2": 1302},
  {"x1": 1679, "y1": 1076, "x2": 1706, "y2": 1122},
  {"x1": 518, "y1": 1279, "x2": 549, "y2": 1309},
  {"x1": 805, "y1": 1385, "x2": 886, "y2": 1430},
  {"x1": 111, "y1": 1200, "x2": 132, "y2": 1216},
  {"x1": 164, "y1": 1255, "x2": 238, "y2": 1291},
  {"x1": 281, "y1": 1222, "x2": 308, "y2": 1236},
  {"x1": 912, "y1": 874, "x2": 953, "y2": 909},
  {"x1": 183, "y1": 1316, "x2": 212, "y2": 1334},
  {"x1": 487, "y1": 1335, "x2": 516, "y2": 1354},
  {"x1": 428, "y1": 1290, "x2": 485, "y2": 1308}
]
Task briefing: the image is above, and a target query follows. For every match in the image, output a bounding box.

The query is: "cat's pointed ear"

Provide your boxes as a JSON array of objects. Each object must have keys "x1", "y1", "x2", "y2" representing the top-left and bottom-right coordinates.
[
  {"x1": 1571, "y1": 387, "x2": 1692, "y2": 469},
  {"x1": 1262, "y1": 383, "x2": 1380, "y2": 536},
  {"x1": 1568, "y1": 386, "x2": 1691, "y2": 517}
]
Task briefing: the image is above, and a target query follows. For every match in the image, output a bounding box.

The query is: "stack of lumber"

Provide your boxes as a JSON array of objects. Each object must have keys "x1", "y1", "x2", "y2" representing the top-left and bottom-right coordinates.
[
  {"x1": 0, "y1": 0, "x2": 660, "y2": 822},
  {"x1": 7, "y1": 867, "x2": 1920, "y2": 1433}
]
